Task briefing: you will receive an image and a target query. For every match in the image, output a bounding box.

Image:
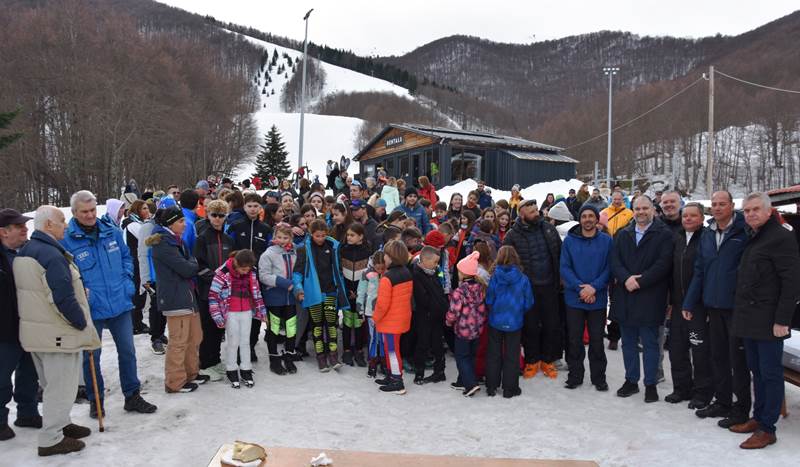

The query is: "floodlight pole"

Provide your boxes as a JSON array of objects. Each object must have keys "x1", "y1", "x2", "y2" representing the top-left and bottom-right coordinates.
[{"x1": 298, "y1": 8, "x2": 314, "y2": 170}]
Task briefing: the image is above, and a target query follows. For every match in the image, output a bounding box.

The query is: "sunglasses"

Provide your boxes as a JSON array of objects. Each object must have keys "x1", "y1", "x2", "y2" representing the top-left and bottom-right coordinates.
[{"x1": 209, "y1": 213, "x2": 226, "y2": 218}]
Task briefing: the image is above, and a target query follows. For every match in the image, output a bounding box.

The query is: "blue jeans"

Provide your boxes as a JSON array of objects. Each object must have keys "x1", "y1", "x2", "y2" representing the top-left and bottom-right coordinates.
[
  {"x1": 743, "y1": 338, "x2": 784, "y2": 434},
  {"x1": 454, "y1": 336, "x2": 479, "y2": 389},
  {"x1": 84, "y1": 310, "x2": 140, "y2": 401},
  {"x1": 0, "y1": 341, "x2": 39, "y2": 424},
  {"x1": 620, "y1": 324, "x2": 660, "y2": 386}
]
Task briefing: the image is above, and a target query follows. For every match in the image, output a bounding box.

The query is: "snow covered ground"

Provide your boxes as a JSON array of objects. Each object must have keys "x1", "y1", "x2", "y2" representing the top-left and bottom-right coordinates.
[
  {"x1": 228, "y1": 30, "x2": 415, "y2": 183},
  {"x1": 4, "y1": 325, "x2": 799, "y2": 466},
  {"x1": 234, "y1": 112, "x2": 365, "y2": 185}
]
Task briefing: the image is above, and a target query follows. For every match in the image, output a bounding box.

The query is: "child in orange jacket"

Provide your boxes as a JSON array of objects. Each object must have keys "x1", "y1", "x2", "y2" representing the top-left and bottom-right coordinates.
[{"x1": 371, "y1": 240, "x2": 413, "y2": 395}]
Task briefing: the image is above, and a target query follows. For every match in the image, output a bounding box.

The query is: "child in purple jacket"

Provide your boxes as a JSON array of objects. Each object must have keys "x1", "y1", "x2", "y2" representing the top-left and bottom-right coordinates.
[{"x1": 445, "y1": 251, "x2": 487, "y2": 397}]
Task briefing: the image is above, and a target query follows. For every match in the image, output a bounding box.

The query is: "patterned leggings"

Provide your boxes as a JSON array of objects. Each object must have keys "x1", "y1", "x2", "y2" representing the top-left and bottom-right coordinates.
[{"x1": 308, "y1": 295, "x2": 338, "y2": 355}]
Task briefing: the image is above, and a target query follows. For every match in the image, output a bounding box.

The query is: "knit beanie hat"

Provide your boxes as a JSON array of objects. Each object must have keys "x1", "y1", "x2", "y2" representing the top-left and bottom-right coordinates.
[
  {"x1": 376, "y1": 198, "x2": 387, "y2": 208},
  {"x1": 580, "y1": 204, "x2": 600, "y2": 221},
  {"x1": 158, "y1": 206, "x2": 184, "y2": 227},
  {"x1": 424, "y1": 230, "x2": 447, "y2": 249},
  {"x1": 547, "y1": 202, "x2": 573, "y2": 222},
  {"x1": 457, "y1": 251, "x2": 480, "y2": 277},
  {"x1": 404, "y1": 187, "x2": 418, "y2": 198}
]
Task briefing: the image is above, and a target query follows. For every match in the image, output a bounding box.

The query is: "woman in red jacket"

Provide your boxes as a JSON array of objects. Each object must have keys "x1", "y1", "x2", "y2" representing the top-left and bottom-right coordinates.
[
  {"x1": 417, "y1": 176, "x2": 439, "y2": 205},
  {"x1": 372, "y1": 240, "x2": 413, "y2": 395}
]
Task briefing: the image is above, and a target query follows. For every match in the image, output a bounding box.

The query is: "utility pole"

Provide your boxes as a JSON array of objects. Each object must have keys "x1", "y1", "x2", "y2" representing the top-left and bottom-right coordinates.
[
  {"x1": 298, "y1": 8, "x2": 314, "y2": 170},
  {"x1": 603, "y1": 66, "x2": 619, "y2": 188},
  {"x1": 706, "y1": 65, "x2": 715, "y2": 197}
]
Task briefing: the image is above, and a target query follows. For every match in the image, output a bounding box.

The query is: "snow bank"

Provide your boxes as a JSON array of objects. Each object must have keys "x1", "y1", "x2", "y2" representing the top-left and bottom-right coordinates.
[{"x1": 437, "y1": 179, "x2": 589, "y2": 204}]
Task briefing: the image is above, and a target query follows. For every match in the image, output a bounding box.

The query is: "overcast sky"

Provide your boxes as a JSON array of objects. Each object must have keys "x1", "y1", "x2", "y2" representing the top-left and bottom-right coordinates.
[{"x1": 158, "y1": 1, "x2": 798, "y2": 56}]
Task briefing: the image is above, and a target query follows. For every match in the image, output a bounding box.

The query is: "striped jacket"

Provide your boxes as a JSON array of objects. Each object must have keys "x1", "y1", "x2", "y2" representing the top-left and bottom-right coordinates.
[{"x1": 208, "y1": 258, "x2": 266, "y2": 328}]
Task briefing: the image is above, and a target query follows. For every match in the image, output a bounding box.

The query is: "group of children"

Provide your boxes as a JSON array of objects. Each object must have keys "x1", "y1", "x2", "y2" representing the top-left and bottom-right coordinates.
[{"x1": 202, "y1": 204, "x2": 537, "y2": 398}]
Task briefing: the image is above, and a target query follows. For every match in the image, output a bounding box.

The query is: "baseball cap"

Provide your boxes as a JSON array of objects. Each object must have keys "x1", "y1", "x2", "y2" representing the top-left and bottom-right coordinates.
[{"x1": 0, "y1": 209, "x2": 32, "y2": 228}]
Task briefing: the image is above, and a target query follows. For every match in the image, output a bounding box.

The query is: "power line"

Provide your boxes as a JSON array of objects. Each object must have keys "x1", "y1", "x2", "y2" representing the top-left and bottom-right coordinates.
[
  {"x1": 565, "y1": 76, "x2": 706, "y2": 151},
  {"x1": 716, "y1": 69, "x2": 800, "y2": 94}
]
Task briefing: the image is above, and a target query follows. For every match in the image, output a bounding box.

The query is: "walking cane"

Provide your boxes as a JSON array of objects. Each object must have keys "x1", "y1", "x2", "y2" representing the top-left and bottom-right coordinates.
[{"x1": 88, "y1": 352, "x2": 105, "y2": 432}]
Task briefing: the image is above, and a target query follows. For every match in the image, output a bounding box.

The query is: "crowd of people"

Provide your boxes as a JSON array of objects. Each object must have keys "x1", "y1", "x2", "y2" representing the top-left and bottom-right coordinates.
[{"x1": 1, "y1": 172, "x2": 798, "y2": 457}]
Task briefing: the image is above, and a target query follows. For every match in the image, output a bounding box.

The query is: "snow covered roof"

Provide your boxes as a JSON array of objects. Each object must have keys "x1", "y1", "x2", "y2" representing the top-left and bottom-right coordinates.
[
  {"x1": 768, "y1": 184, "x2": 800, "y2": 206},
  {"x1": 354, "y1": 123, "x2": 564, "y2": 160},
  {"x1": 505, "y1": 149, "x2": 578, "y2": 164}
]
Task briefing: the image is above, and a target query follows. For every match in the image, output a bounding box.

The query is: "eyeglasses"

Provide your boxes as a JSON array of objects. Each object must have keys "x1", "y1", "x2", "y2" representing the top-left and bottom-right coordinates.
[{"x1": 209, "y1": 213, "x2": 226, "y2": 218}]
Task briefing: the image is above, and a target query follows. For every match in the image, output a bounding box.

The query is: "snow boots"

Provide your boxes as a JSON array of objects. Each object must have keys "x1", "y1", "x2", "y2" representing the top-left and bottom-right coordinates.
[
  {"x1": 282, "y1": 351, "x2": 298, "y2": 374},
  {"x1": 328, "y1": 353, "x2": 343, "y2": 371},
  {"x1": 523, "y1": 361, "x2": 540, "y2": 379},
  {"x1": 317, "y1": 354, "x2": 331, "y2": 373},
  {"x1": 378, "y1": 376, "x2": 406, "y2": 395},
  {"x1": 342, "y1": 350, "x2": 354, "y2": 366},
  {"x1": 353, "y1": 350, "x2": 367, "y2": 367},
  {"x1": 240, "y1": 370, "x2": 254, "y2": 388},
  {"x1": 270, "y1": 354, "x2": 287, "y2": 376},
  {"x1": 228, "y1": 371, "x2": 241, "y2": 389},
  {"x1": 541, "y1": 362, "x2": 558, "y2": 379}
]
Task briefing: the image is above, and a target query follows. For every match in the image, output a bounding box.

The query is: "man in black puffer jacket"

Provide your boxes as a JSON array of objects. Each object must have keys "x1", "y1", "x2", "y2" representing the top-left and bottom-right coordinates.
[
  {"x1": 667, "y1": 202, "x2": 712, "y2": 408},
  {"x1": 730, "y1": 193, "x2": 800, "y2": 449},
  {"x1": 503, "y1": 199, "x2": 561, "y2": 379}
]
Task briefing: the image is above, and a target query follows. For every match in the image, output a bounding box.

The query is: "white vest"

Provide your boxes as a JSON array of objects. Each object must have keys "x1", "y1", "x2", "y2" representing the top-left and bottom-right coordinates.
[{"x1": 13, "y1": 254, "x2": 100, "y2": 353}]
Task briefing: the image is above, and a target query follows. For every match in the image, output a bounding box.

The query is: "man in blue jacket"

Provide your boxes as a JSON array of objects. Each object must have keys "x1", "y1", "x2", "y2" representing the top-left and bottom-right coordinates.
[
  {"x1": 682, "y1": 191, "x2": 751, "y2": 428},
  {"x1": 394, "y1": 187, "x2": 431, "y2": 234},
  {"x1": 61, "y1": 191, "x2": 156, "y2": 418},
  {"x1": 476, "y1": 180, "x2": 493, "y2": 210},
  {"x1": 560, "y1": 205, "x2": 613, "y2": 392}
]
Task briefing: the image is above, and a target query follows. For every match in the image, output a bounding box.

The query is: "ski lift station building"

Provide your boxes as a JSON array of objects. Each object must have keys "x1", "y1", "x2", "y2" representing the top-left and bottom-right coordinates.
[{"x1": 353, "y1": 124, "x2": 578, "y2": 190}]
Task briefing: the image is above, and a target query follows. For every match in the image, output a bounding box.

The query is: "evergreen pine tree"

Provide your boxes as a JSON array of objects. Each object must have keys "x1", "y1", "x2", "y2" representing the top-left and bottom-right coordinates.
[
  {"x1": 253, "y1": 125, "x2": 291, "y2": 181},
  {"x1": 0, "y1": 108, "x2": 23, "y2": 151}
]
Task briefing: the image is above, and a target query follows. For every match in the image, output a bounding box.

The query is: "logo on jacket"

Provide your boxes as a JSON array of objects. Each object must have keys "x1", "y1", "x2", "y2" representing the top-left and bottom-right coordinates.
[
  {"x1": 76, "y1": 251, "x2": 90, "y2": 261},
  {"x1": 106, "y1": 241, "x2": 119, "y2": 253}
]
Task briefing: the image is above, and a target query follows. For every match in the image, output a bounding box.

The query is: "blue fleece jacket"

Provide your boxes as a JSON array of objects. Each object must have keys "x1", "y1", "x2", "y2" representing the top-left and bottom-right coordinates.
[{"x1": 559, "y1": 224, "x2": 612, "y2": 311}]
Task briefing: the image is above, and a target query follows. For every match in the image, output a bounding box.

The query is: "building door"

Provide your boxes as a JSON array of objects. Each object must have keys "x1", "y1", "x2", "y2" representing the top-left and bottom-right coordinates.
[
  {"x1": 399, "y1": 155, "x2": 410, "y2": 185},
  {"x1": 411, "y1": 152, "x2": 421, "y2": 185}
]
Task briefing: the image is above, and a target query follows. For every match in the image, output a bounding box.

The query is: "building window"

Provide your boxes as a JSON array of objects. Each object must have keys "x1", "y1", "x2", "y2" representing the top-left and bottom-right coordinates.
[
  {"x1": 425, "y1": 148, "x2": 440, "y2": 185},
  {"x1": 452, "y1": 150, "x2": 483, "y2": 182},
  {"x1": 383, "y1": 158, "x2": 395, "y2": 177},
  {"x1": 400, "y1": 155, "x2": 410, "y2": 179}
]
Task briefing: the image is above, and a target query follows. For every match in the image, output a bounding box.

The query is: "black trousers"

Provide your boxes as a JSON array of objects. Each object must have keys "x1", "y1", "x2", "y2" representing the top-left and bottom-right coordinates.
[
  {"x1": 413, "y1": 312, "x2": 446, "y2": 374},
  {"x1": 486, "y1": 327, "x2": 521, "y2": 392},
  {"x1": 132, "y1": 290, "x2": 147, "y2": 329},
  {"x1": 565, "y1": 306, "x2": 607, "y2": 385},
  {"x1": 668, "y1": 307, "x2": 713, "y2": 401},
  {"x1": 708, "y1": 307, "x2": 752, "y2": 416},
  {"x1": 147, "y1": 286, "x2": 166, "y2": 342},
  {"x1": 249, "y1": 319, "x2": 263, "y2": 353},
  {"x1": 522, "y1": 284, "x2": 560, "y2": 363},
  {"x1": 198, "y1": 298, "x2": 224, "y2": 369},
  {"x1": 607, "y1": 286, "x2": 621, "y2": 342}
]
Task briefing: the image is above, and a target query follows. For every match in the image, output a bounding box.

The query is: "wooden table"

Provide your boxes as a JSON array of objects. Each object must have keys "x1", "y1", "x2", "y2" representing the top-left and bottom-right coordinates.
[{"x1": 208, "y1": 444, "x2": 598, "y2": 467}]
